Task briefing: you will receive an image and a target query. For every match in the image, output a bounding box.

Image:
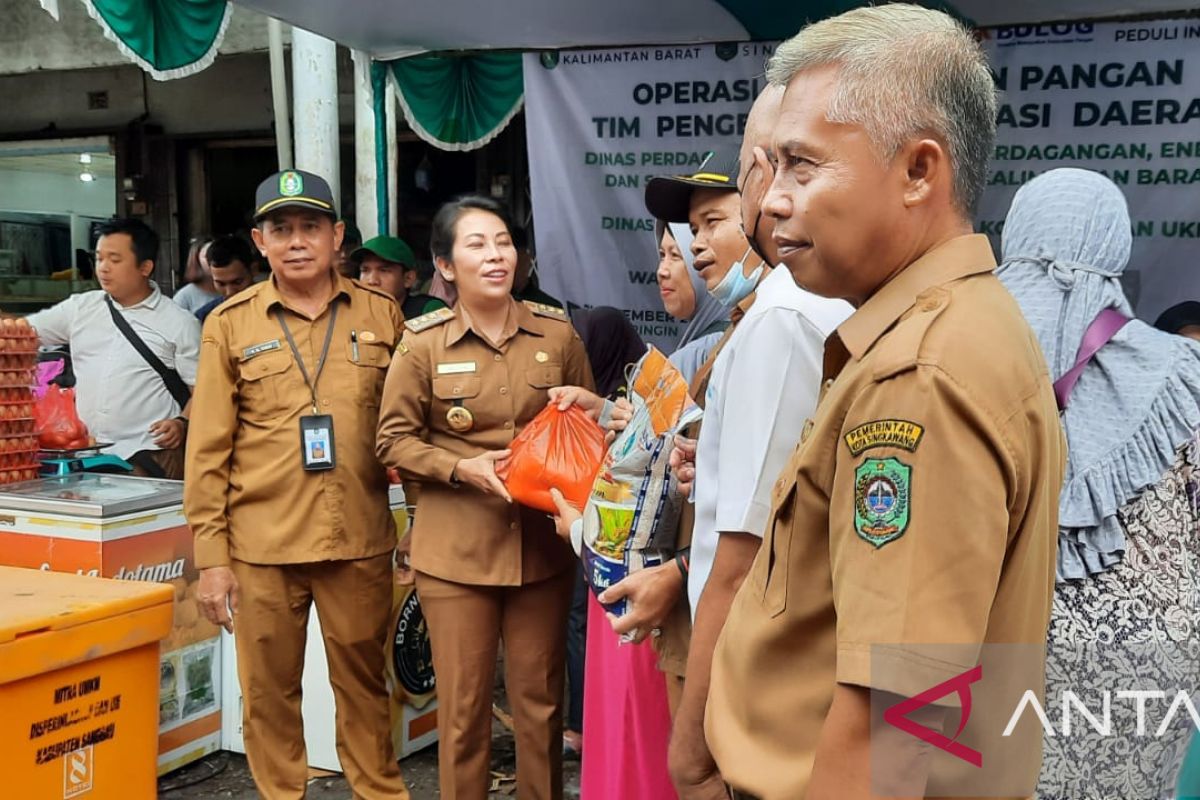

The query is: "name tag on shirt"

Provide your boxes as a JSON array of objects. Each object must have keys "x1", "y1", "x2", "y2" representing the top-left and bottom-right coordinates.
[
  {"x1": 243, "y1": 339, "x2": 282, "y2": 360},
  {"x1": 436, "y1": 361, "x2": 477, "y2": 375}
]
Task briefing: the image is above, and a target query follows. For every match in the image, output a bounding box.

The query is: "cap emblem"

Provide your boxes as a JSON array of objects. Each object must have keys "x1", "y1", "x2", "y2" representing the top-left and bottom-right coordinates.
[{"x1": 280, "y1": 171, "x2": 303, "y2": 197}]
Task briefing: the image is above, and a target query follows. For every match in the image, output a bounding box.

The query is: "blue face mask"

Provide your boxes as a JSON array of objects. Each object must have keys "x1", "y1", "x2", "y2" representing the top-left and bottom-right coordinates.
[{"x1": 708, "y1": 247, "x2": 764, "y2": 308}]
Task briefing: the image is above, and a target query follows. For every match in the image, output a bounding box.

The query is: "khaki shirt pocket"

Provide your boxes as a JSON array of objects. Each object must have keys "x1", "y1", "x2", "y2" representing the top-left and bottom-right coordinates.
[
  {"x1": 432, "y1": 375, "x2": 483, "y2": 401},
  {"x1": 431, "y1": 375, "x2": 483, "y2": 433},
  {"x1": 237, "y1": 352, "x2": 293, "y2": 420},
  {"x1": 526, "y1": 364, "x2": 564, "y2": 389},
  {"x1": 346, "y1": 341, "x2": 392, "y2": 406}
]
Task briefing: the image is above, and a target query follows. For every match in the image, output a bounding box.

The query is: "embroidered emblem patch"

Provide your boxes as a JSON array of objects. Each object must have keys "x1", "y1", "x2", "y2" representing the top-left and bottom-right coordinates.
[
  {"x1": 279, "y1": 171, "x2": 303, "y2": 196},
  {"x1": 844, "y1": 419, "x2": 924, "y2": 456},
  {"x1": 853, "y1": 457, "x2": 911, "y2": 548}
]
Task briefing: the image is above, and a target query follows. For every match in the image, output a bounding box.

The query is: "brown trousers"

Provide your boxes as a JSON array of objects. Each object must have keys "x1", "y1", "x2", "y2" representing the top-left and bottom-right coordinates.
[
  {"x1": 230, "y1": 555, "x2": 409, "y2": 800},
  {"x1": 415, "y1": 568, "x2": 575, "y2": 800}
]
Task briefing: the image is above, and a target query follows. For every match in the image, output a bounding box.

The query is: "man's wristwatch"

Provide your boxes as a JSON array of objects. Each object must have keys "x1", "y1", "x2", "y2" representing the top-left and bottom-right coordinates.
[{"x1": 174, "y1": 416, "x2": 189, "y2": 430}]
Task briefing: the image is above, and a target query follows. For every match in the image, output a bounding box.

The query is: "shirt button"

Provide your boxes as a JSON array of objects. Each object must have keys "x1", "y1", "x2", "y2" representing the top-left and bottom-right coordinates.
[
  {"x1": 453, "y1": 387, "x2": 461, "y2": 395},
  {"x1": 504, "y1": 421, "x2": 513, "y2": 430},
  {"x1": 500, "y1": 387, "x2": 509, "y2": 395},
  {"x1": 322, "y1": 399, "x2": 330, "y2": 406},
  {"x1": 510, "y1": 522, "x2": 519, "y2": 531},
  {"x1": 494, "y1": 354, "x2": 503, "y2": 362},
  {"x1": 824, "y1": 379, "x2": 834, "y2": 390}
]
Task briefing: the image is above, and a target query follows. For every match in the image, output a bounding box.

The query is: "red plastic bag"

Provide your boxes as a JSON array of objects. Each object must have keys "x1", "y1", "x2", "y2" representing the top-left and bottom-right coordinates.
[
  {"x1": 497, "y1": 404, "x2": 606, "y2": 513},
  {"x1": 36, "y1": 386, "x2": 90, "y2": 450}
]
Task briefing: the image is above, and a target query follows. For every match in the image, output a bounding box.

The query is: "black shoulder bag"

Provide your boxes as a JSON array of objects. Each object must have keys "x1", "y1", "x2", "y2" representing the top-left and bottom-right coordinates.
[{"x1": 105, "y1": 296, "x2": 192, "y2": 409}]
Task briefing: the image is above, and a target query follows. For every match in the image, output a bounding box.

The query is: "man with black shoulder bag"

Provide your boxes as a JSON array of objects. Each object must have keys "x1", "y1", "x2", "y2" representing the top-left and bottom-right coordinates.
[{"x1": 27, "y1": 218, "x2": 199, "y2": 480}]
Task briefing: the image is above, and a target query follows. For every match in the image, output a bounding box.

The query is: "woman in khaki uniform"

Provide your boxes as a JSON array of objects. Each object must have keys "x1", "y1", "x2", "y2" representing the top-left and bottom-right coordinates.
[{"x1": 377, "y1": 195, "x2": 593, "y2": 800}]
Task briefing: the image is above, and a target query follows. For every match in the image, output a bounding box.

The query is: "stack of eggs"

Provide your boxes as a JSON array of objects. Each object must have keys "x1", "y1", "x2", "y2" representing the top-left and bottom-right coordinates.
[{"x1": 0, "y1": 318, "x2": 40, "y2": 483}]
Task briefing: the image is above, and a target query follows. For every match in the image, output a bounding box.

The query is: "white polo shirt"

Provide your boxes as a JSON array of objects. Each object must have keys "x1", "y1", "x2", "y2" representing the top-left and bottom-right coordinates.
[
  {"x1": 687, "y1": 266, "x2": 853, "y2": 618},
  {"x1": 28, "y1": 284, "x2": 201, "y2": 459}
]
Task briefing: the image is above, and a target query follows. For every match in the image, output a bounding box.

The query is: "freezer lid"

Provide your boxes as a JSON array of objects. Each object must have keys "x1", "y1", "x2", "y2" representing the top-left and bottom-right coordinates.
[
  {"x1": 0, "y1": 474, "x2": 184, "y2": 517},
  {"x1": 0, "y1": 566, "x2": 173, "y2": 683}
]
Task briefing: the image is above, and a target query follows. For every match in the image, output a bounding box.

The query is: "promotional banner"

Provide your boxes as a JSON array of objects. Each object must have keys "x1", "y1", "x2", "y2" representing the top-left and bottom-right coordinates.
[
  {"x1": 524, "y1": 18, "x2": 1200, "y2": 340},
  {"x1": 524, "y1": 44, "x2": 776, "y2": 350},
  {"x1": 978, "y1": 19, "x2": 1200, "y2": 322}
]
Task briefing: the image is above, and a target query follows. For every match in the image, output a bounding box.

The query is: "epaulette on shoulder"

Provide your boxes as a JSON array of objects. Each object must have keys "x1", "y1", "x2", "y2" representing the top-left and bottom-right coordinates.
[
  {"x1": 404, "y1": 306, "x2": 456, "y2": 333},
  {"x1": 524, "y1": 300, "x2": 568, "y2": 322},
  {"x1": 871, "y1": 287, "x2": 951, "y2": 382},
  {"x1": 350, "y1": 278, "x2": 398, "y2": 304},
  {"x1": 210, "y1": 283, "x2": 262, "y2": 316}
]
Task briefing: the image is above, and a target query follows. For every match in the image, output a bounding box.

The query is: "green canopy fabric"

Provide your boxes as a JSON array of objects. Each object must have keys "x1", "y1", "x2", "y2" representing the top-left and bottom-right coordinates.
[
  {"x1": 388, "y1": 52, "x2": 524, "y2": 152},
  {"x1": 81, "y1": 0, "x2": 232, "y2": 80}
]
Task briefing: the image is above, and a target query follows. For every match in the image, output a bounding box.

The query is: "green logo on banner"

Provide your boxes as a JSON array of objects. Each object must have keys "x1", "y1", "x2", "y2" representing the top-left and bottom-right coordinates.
[
  {"x1": 853, "y1": 457, "x2": 911, "y2": 548},
  {"x1": 280, "y1": 171, "x2": 303, "y2": 197},
  {"x1": 540, "y1": 52, "x2": 560, "y2": 70}
]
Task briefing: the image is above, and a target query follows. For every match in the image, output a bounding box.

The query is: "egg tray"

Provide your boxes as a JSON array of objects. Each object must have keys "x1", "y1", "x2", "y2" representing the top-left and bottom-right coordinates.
[
  {"x1": 0, "y1": 433, "x2": 39, "y2": 447},
  {"x1": 0, "y1": 409, "x2": 35, "y2": 425},
  {"x1": 0, "y1": 388, "x2": 32, "y2": 402},
  {"x1": 0, "y1": 370, "x2": 35, "y2": 387},
  {"x1": 0, "y1": 451, "x2": 38, "y2": 469},
  {"x1": 0, "y1": 419, "x2": 36, "y2": 436},
  {"x1": 0, "y1": 466, "x2": 42, "y2": 484},
  {"x1": 0, "y1": 356, "x2": 38, "y2": 371},
  {"x1": 0, "y1": 334, "x2": 39, "y2": 349}
]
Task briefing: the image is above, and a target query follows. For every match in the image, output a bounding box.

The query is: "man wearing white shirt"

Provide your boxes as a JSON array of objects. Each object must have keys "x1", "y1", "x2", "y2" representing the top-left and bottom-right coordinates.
[
  {"x1": 687, "y1": 266, "x2": 851, "y2": 615},
  {"x1": 28, "y1": 218, "x2": 200, "y2": 478},
  {"x1": 640, "y1": 92, "x2": 853, "y2": 799}
]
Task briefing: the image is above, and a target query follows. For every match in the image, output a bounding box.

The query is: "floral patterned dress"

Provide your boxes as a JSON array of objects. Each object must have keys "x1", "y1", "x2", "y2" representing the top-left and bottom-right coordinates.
[{"x1": 1038, "y1": 442, "x2": 1200, "y2": 799}]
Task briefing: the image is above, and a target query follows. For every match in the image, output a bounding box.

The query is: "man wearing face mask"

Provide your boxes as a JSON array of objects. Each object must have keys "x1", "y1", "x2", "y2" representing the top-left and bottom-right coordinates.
[
  {"x1": 646, "y1": 135, "x2": 852, "y2": 800},
  {"x1": 601, "y1": 93, "x2": 797, "y2": 700}
]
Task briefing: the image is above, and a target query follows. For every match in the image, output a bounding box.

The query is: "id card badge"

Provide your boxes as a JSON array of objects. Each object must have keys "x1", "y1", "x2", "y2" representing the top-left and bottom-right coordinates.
[{"x1": 300, "y1": 414, "x2": 336, "y2": 471}]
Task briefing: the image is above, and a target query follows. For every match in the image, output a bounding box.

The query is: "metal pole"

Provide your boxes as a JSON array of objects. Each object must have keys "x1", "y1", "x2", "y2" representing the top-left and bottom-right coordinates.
[
  {"x1": 386, "y1": 79, "x2": 399, "y2": 237},
  {"x1": 292, "y1": 27, "x2": 340, "y2": 210},
  {"x1": 352, "y1": 50, "x2": 378, "y2": 239},
  {"x1": 267, "y1": 18, "x2": 293, "y2": 171}
]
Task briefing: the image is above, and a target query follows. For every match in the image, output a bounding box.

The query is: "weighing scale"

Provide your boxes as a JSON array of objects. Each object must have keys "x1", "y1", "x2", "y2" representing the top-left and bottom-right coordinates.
[{"x1": 38, "y1": 442, "x2": 132, "y2": 476}]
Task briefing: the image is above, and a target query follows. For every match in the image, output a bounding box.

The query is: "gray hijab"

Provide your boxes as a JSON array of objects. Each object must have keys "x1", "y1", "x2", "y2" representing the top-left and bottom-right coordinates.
[
  {"x1": 997, "y1": 168, "x2": 1200, "y2": 581},
  {"x1": 655, "y1": 221, "x2": 727, "y2": 350}
]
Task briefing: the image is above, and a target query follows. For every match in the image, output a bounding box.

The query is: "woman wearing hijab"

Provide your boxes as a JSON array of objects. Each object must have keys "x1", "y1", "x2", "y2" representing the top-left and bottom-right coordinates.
[
  {"x1": 997, "y1": 168, "x2": 1200, "y2": 800},
  {"x1": 657, "y1": 221, "x2": 727, "y2": 383}
]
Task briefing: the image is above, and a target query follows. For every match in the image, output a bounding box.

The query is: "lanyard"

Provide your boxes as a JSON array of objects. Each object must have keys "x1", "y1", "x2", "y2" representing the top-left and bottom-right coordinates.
[{"x1": 274, "y1": 301, "x2": 340, "y2": 414}]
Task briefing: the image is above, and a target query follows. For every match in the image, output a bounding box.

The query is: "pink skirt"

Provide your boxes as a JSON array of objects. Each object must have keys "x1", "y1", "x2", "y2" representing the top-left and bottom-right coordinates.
[{"x1": 580, "y1": 591, "x2": 678, "y2": 800}]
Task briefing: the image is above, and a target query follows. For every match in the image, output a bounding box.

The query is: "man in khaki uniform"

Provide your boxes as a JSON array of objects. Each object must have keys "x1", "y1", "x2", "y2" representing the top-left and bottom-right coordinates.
[
  {"x1": 185, "y1": 170, "x2": 409, "y2": 799},
  {"x1": 707, "y1": 6, "x2": 1065, "y2": 800}
]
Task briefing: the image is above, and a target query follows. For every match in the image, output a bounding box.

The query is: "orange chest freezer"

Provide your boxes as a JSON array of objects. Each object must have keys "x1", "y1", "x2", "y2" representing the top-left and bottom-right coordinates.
[
  {"x1": 0, "y1": 474, "x2": 221, "y2": 774},
  {"x1": 0, "y1": 565, "x2": 173, "y2": 800}
]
